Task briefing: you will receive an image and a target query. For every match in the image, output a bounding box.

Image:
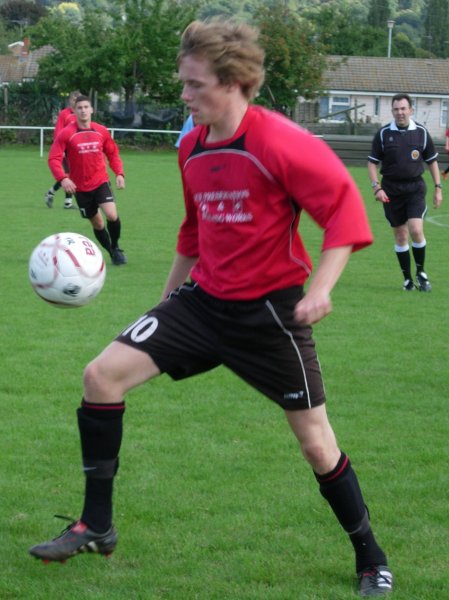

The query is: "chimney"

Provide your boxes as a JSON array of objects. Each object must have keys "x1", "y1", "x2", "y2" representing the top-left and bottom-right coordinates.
[{"x1": 21, "y1": 37, "x2": 30, "y2": 58}]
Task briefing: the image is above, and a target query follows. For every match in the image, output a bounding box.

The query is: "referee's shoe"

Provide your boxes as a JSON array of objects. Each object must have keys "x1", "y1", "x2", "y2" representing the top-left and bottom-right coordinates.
[
  {"x1": 403, "y1": 279, "x2": 415, "y2": 291},
  {"x1": 416, "y1": 271, "x2": 431, "y2": 292}
]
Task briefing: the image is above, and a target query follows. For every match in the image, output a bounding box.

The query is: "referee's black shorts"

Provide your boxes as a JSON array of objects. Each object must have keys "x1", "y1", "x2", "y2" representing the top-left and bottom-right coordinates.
[
  {"x1": 381, "y1": 177, "x2": 427, "y2": 227},
  {"x1": 116, "y1": 283, "x2": 326, "y2": 411}
]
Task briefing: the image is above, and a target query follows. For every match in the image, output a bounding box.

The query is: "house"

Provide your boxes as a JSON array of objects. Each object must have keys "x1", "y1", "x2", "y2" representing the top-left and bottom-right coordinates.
[
  {"x1": 0, "y1": 38, "x2": 53, "y2": 85},
  {"x1": 316, "y1": 55, "x2": 449, "y2": 141}
]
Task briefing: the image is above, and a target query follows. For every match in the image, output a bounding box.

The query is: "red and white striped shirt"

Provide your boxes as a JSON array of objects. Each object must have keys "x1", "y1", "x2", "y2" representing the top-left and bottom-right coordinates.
[
  {"x1": 48, "y1": 121, "x2": 124, "y2": 192},
  {"x1": 177, "y1": 105, "x2": 372, "y2": 300},
  {"x1": 53, "y1": 107, "x2": 77, "y2": 139}
]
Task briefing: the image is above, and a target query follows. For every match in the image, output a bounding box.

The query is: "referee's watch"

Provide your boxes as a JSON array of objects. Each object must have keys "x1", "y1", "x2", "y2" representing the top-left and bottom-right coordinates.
[
  {"x1": 371, "y1": 181, "x2": 379, "y2": 189},
  {"x1": 435, "y1": 183, "x2": 442, "y2": 189}
]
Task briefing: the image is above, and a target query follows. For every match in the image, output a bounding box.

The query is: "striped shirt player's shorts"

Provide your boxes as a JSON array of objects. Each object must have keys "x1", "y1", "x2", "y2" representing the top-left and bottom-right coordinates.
[
  {"x1": 75, "y1": 182, "x2": 115, "y2": 220},
  {"x1": 115, "y1": 282, "x2": 326, "y2": 411}
]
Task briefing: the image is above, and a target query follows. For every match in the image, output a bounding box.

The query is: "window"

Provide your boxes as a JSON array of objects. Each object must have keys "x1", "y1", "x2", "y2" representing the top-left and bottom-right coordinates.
[
  {"x1": 329, "y1": 96, "x2": 350, "y2": 120},
  {"x1": 319, "y1": 96, "x2": 350, "y2": 121},
  {"x1": 374, "y1": 96, "x2": 380, "y2": 118},
  {"x1": 441, "y1": 100, "x2": 448, "y2": 128},
  {"x1": 411, "y1": 97, "x2": 417, "y2": 119},
  {"x1": 319, "y1": 97, "x2": 329, "y2": 118}
]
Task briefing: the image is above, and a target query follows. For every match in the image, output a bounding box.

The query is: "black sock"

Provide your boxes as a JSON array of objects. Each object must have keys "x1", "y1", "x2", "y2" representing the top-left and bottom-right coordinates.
[
  {"x1": 77, "y1": 399, "x2": 125, "y2": 532},
  {"x1": 53, "y1": 181, "x2": 62, "y2": 192},
  {"x1": 350, "y1": 525, "x2": 387, "y2": 573},
  {"x1": 412, "y1": 243, "x2": 426, "y2": 274},
  {"x1": 395, "y1": 246, "x2": 412, "y2": 280},
  {"x1": 93, "y1": 227, "x2": 113, "y2": 255},
  {"x1": 315, "y1": 453, "x2": 387, "y2": 572},
  {"x1": 107, "y1": 218, "x2": 121, "y2": 250},
  {"x1": 83, "y1": 478, "x2": 114, "y2": 533}
]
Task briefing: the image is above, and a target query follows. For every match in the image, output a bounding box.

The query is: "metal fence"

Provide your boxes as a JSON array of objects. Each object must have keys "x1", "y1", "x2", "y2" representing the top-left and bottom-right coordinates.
[
  {"x1": 1, "y1": 125, "x2": 448, "y2": 169},
  {"x1": 0, "y1": 125, "x2": 181, "y2": 157}
]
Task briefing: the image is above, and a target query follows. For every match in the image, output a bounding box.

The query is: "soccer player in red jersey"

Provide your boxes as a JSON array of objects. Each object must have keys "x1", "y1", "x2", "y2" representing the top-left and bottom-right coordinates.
[
  {"x1": 48, "y1": 95, "x2": 127, "y2": 265},
  {"x1": 30, "y1": 20, "x2": 391, "y2": 596},
  {"x1": 44, "y1": 90, "x2": 79, "y2": 209}
]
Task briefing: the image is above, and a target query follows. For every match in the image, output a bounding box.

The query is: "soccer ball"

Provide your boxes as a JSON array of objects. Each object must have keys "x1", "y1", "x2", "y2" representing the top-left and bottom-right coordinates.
[{"x1": 29, "y1": 232, "x2": 106, "y2": 308}]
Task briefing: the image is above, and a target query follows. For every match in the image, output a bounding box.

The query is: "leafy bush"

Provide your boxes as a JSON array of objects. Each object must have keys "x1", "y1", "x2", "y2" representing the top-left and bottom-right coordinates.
[{"x1": 0, "y1": 81, "x2": 61, "y2": 126}]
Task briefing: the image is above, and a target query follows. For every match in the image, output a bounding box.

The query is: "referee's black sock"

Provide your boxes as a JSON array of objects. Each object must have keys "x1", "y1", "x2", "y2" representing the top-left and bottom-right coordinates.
[
  {"x1": 77, "y1": 399, "x2": 125, "y2": 533},
  {"x1": 93, "y1": 227, "x2": 113, "y2": 255},
  {"x1": 315, "y1": 452, "x2": 387, "y2": 572},
  {"x1": 412, "y1": 241, "x2": 426, "y2": 274},
  {"x1": 394, "y1": 244, "x2": 412, "y2": 280}
]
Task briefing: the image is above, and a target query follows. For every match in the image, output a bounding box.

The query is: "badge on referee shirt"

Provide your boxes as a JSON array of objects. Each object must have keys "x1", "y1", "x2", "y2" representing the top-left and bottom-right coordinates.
[{"x1": 411, "y1": 149, "x2": 420, "y2": 160}]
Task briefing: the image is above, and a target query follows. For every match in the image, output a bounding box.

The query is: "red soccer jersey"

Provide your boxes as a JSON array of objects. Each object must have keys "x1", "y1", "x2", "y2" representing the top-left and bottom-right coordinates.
[
  {"x1": 177, "y1": 105, "x2": 373, "y2": 300},
  {"x1": 53, "y1": 107, "x2": 77, "y2": 139},
  {"x1": 48, "y1": 121, "x2": 124, "y2": 192}
]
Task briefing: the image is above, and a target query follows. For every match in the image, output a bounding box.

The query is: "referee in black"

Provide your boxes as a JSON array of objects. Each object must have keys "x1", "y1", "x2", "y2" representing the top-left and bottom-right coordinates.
[{"x1": 368, "y1": 93, "x2": 442, "y2": 291}]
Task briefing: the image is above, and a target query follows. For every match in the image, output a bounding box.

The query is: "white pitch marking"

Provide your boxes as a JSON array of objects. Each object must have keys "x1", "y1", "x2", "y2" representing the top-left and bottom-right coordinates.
[{"x1": 426, "y1": 212, "x2": 449, "y2": 227}]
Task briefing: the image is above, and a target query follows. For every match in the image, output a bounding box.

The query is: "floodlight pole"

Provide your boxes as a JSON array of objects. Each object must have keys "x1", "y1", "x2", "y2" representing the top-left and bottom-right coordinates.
[{"x1": 387, "y1": 20, "x2": 395, "y2": 58}]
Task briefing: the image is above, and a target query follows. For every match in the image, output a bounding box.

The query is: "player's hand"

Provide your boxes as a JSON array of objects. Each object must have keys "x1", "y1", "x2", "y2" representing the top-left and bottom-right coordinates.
[
  {"x1": 116, "y1": 175, "x2": 125, "y2": 189},
  {"x1": 61, "y1": 177, "x2": 76, "y2": 194},
  {"x1": 294, "y1": 291, "x2": 333, "y2": 325}
]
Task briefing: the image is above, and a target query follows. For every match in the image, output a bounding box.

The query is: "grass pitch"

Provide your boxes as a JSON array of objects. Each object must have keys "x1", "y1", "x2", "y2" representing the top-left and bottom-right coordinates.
[{"x1": 0, "y1": 146, "x2": 448, "y2": 599}]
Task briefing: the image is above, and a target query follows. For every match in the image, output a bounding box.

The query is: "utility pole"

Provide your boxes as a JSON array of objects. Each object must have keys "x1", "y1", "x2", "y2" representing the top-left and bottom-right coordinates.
[{"x1": 387, "y1": 20, "x2": 395, "y2": 58}]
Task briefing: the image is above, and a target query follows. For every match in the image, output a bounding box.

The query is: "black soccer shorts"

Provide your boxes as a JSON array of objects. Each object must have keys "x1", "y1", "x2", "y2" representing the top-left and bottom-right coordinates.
[
  {"x1": 75, "y1": 182, "x2": 115, "y2": 219},
  {"x1": 382, "y1": 178, "x2": 427, "y2": 227},
  {"x1": 116, "y1": 283, "x2": 326, "y2": 411}
]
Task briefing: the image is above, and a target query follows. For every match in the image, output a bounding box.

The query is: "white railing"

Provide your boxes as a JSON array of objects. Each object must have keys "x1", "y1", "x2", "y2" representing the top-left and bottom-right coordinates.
[{"x1": 0, "y1": 126, "x2": 181, "y2": 157}]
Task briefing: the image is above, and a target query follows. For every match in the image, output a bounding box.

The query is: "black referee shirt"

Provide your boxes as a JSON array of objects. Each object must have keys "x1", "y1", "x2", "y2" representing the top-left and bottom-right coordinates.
[{"x1": 368, "y1": 119, "x2": 438, "y2": 181}]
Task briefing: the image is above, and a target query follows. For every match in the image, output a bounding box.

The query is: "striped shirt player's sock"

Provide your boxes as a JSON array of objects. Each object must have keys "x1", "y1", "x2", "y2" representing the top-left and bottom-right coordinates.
[
  {"x1": 315, "y1": 452, "x2": 387, "y2": 573},
  {"x1": 93, "y1": 227, "x2": 113, "y2": 255},
  {"x1": 77, "y1": 399, "x2": 125, "y2": 533}
]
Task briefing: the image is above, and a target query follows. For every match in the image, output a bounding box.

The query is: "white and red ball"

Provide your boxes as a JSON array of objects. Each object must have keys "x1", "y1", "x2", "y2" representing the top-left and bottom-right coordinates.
[{"x1": 29, "y1": 232, "x2": 106, "y2": 307}]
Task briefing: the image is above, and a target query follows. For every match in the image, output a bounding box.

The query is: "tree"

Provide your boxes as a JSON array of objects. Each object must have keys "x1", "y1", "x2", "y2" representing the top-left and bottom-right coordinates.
[
  {"x1": 29, "y1": 12, "x2": 116, "y2": 95},
  {"x1": 395, "y1": 10, "x2": 423, "y2": 46},
  {"x1": 0, "y1": 80, "x2": 60, "y2": 126},
  {"x1": 422, "y1": 0, "x2": 449, "y2": 57},
  {"x1": 254, "y1": 1, "x2": 328, "y2": 112},
  {"x1": 0, "y1": 18, "x2": 12, "y2": 52},
  {"x1": 107, "y1": 0, "x2": 199, "y2": 103},
  {"x1": 52, "y1": 2, "x2": 83, "y2": 25},
  {"x1": 0, "y1": 0, "x2": 47, "y2": 30},
  {"x1": 391, "y1": 32, "x2": 416, "y2": 56},
  {"x1": 308, "y1": 4, "x2": 419, "y2": 58},
  {"x1": 199, "y1": 0, "x2": 253, "y2": 20},
  {"x1": 367, "y1": 0, "x2": 392, "y2": 28},
  {"x1": 28, "y1": 0, "x2": 199, "y2": 103}
]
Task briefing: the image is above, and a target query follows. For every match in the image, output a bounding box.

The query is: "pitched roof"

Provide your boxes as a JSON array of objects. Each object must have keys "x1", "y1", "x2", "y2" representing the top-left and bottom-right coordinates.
[
  {"x1": 24, "y1": 45, "x2": 53, "y2": 79},
  {"x1": 324, "y1": 55, "x2": 449, "y2": 96},
  {"x1": 0, "y1": 55, "x2": 23, "y2": 83},
  {"x1": 0, "y1": 44, "x2": 53, "y2": 84}
]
